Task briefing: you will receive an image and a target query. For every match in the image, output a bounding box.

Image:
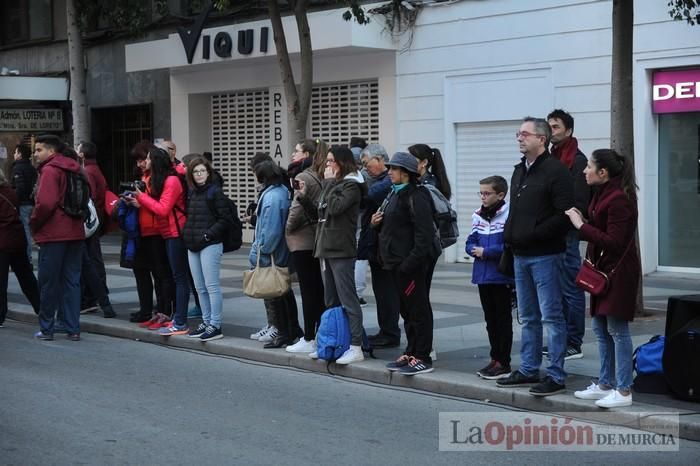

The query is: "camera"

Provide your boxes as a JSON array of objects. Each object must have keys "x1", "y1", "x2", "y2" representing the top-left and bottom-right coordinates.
[{"x1": 119, "y1": 180, "x2": 146, "y2": 193}]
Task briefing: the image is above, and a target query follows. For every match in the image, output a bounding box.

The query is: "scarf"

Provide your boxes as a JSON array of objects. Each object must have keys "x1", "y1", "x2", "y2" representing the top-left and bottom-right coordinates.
[
  {"x1": 551, "y1": 136, "x2": 579, "y2": 170},
  {"x1": 479, "y1": 199, "x2": 505, "y2": 221},
  {"x1": 391, "y1": 183, "x2": 408, "y2": 193}
]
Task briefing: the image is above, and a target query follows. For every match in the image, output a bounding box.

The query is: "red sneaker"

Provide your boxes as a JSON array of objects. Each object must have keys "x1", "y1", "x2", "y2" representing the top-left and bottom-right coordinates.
[
  {"x1": 138, "y1": 315, "x2": 159, "y2": 328},
  {"x1": 147, "y1": 314, "x2": 170, "y2": 330}
]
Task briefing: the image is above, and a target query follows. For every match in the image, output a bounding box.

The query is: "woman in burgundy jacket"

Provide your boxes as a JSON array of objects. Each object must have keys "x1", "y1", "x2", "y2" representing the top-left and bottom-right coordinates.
[
  {"x1": 565, "y1": 149, "x2": 640, "y2": 409},
  {"x1": 0, "y1": 170, "x2": 39, "y2": 326}
]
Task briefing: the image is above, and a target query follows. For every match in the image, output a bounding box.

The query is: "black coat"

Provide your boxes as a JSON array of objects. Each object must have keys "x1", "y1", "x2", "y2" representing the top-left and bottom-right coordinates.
[
  {"x1": 504, "y1": 151, "x2": 574, "y2": 256},
  {"x1": 11, "y1": 159, "x2": 37, "y2": 205},
  {"x1": 377, "y1": 184, "x2": 440, "y2": 274},
  {"x1": 183, "y1": 183, "x2": 232, "y2": 252}
]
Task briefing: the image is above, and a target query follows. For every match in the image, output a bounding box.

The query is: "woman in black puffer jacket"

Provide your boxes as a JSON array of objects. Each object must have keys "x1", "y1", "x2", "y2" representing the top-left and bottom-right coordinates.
[{"x1": 183, "y1": 156, "x2": 232, "y2": 341}]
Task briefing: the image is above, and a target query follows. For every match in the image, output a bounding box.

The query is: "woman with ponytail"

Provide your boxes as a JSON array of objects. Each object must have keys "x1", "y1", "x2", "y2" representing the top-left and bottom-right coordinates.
[
  {"x1": 565, "y1": 149, "x2": 640, "y2": 409},
  {"x1": 408, "y1": 144, "x2": 452, "y2": 200}
]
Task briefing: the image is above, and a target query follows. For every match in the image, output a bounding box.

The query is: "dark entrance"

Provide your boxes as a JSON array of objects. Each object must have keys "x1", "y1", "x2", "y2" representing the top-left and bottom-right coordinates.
[{"x1": 91, "y1": 104, "x2": 152, "y2": 190}]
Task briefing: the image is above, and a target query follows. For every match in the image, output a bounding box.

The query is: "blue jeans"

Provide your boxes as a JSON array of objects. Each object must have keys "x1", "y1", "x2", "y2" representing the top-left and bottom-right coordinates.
[
  {"x1": 514, "y1": 254, "x2": 567, "y2": 384},
  {"x1": 592, "y1": 315, "x2": 633, "y2": 390},
  {"x1": 19, "y1": 205, "x2": 33, "y2": 264},
  {"x1": 558, "y1": 230, "x2": 586, "y2": 349},
  {"x1": 188, "y1": 243, "x2": 223, "y2": 328},
  {"x1": 166, "y1": 237, "x2": 190, "y2": 327},
  {"x1": 37, "y1": 241, "x2": 84, "y2": 335}
]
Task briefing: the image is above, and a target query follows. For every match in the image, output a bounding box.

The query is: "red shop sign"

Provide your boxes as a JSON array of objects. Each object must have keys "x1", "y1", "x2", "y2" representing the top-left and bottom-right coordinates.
[{"x1": 652, "y1": 69, "x2": 700, "y2": 114}]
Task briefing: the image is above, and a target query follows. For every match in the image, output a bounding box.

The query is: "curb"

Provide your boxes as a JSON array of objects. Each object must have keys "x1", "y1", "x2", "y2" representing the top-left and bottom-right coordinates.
[{"x1": 9, "y1": 308, "x2": 700, "y2": 442}]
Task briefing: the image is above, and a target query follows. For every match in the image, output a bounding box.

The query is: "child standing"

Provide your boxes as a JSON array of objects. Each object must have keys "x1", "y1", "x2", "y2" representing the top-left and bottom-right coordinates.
[{"x1": 466, "y1": 176, "x2": 514, "y2": 380}]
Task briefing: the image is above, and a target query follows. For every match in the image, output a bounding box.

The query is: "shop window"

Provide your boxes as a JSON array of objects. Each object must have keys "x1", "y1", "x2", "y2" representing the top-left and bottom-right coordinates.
[
  {"x1": 1, "y1": 0, "x2": 52, "y2": 47},
  {"x1": 658, "y1": 111, "x2": 700, "y2": 268}
]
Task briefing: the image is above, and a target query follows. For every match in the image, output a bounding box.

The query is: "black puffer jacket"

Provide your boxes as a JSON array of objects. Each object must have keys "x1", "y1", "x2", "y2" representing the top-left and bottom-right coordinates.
[
  {"x1": 183, "y1": 183, "x2": 232, "y2": 252},
  {"x1": 12, "y1": 159, "x2": 37, "y2": 205},
  {"x1": 377, "y1": 184, "x2": 440, "y2": 274}
]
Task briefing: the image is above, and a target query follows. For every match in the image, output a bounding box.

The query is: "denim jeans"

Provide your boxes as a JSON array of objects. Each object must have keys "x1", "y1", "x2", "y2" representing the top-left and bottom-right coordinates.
[
  {"x1": 19, "y1": 205, "x2": 33, "y2": 265},
  {"x1": 37, "y1": 241, "x2": 84, "y2": 335},
  {"x1": 354, "y1": 259, "x2": 368, "y2": 295},
  {"x1": 187, "y1": 243, "x2": 223, "y2": 328},
  {"x1": 514, "y1": 254, "x2": 567, "y2": 384},
  {"x1": 166, "y1": 237, "x2": 190, "y2": 327},
  {"x1": 558, "y1": 230, "x2": 586, "y2": 349},
  {"x1": 592, "y1": 315, "x2": 633, "y2": 390}
]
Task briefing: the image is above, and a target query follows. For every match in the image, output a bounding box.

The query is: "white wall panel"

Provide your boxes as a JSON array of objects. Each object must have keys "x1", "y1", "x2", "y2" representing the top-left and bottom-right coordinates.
[
  {"x1": 554, "y1": 84, "x2": 611, "y2": 112},
  {"x1": 398, "y1": 96, "x2": 444, "y2": 121}
]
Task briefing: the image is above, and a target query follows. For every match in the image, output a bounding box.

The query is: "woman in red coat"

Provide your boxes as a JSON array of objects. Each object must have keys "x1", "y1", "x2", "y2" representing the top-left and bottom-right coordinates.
[
  {"x1": 565, "y1": 149, "x2": 640, "y2": 409},
  {"x1": 0, "y1": 169, "x2": 40, "y2": 326}
]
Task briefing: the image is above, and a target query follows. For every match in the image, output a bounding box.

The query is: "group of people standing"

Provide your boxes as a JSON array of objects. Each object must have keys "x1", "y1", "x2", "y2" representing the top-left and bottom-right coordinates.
[{"x1": 466, "y1": 110, "x2": 640, "y2": 408}]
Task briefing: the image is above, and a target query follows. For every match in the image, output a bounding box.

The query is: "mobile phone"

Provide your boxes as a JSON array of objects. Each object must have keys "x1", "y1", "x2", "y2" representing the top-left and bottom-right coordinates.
[{"x1": 377, "y1": 195, "x2": 390, "y2": 214}]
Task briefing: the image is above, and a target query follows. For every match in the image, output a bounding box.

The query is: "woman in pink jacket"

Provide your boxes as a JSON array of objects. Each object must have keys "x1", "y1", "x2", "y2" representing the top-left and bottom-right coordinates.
[{"x1": 134, "y1": 147, "x2": 190, "y2": 335}]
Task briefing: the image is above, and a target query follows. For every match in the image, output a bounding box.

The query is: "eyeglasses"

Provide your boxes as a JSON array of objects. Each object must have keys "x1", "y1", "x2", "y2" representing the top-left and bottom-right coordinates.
[
  {"x1": 192, "y1": 169, "x2": 207, "y2": 175},
  {"x1": 326, "y1": 159, "x2": 336, "y2": 164},
  {"x1": 478, "y1": 191, "x2": 496, "y2": 197},
  {"x1": 516, "y1": 131, "x2": 543, "y2": 139}
]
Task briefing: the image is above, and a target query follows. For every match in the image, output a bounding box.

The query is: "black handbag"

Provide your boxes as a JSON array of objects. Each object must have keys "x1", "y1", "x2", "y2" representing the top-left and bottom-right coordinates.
[{"x1": 497, "y1": 246, "x2": 514, "y2": 278}]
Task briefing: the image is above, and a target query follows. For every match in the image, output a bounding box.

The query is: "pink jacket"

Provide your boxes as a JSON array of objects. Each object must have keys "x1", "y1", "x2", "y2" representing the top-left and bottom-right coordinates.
[{"x1": 137, "y1": 175, "x2": 186, "y2": 239}]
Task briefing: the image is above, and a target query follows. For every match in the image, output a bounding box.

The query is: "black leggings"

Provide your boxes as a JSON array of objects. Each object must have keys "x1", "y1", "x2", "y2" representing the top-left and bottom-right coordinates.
[
  {"x1": 132, "y1": 235, "x2": 173, "y2": 316},
  {"x1": 291, "y1": 250, "x2": 325, "y2": 340}
]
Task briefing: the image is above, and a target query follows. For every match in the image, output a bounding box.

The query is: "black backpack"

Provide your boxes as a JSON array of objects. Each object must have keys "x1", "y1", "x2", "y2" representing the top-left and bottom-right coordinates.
[
  {"x1": 61, "y1": 169, "x2": 91, "y2": 220},
  {"x1": 206, "y1": 186, "x2": 242, "y2": 253}
]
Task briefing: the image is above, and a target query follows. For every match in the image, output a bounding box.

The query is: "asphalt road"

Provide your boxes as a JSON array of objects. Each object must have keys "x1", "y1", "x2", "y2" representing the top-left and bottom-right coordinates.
[{"x1": 2, "y1": 321, "x2": 699, "y2": 466}]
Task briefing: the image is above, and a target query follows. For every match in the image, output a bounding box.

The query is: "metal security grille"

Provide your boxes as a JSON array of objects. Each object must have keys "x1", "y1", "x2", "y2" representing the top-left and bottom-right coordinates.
[
  {"x1": 310, "y1": 80, "x2": 379, "y2": 146},
  {"x1": 211, "y1": 90, "x2": 270, "y2": 239},
  {"x1": 455, "y1": 121, "x2": 520, "y2": 262}
]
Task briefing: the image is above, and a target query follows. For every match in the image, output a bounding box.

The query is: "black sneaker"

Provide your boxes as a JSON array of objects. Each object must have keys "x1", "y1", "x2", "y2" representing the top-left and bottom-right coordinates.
[
  {"x1": 200, "y1": 325, "x2": 223, "y2": 342},
  {"x1": 529, "y1": 376, "x2": 566, "y2": 397},
  {"x1": 399, "y1": 357, "x2": 434, "y2": 376},
  {"x1": 102, "y1": 305, "x2": 116, "y2": 319},
  {"x1": 496, "y1": 370, "x2": 540, "y2": 387},
  {"x1": 188, "y1": 323, "x2": 207, "y2": 338},
  {"x1": 358, "y1": 296, "x2": 368, "y2": 307},
  {"x1": 386, "y1": 354, "x2": 411, "y2": 372},
  {"x1": 564, "y1": 346, "x2": 583, "y2": 360},
  {"x1": 476, "y1": 360, "x2": 496, "y2": 377},
  {"x1": 480, "y1": 361, "x2": 511, "y2": 380}
]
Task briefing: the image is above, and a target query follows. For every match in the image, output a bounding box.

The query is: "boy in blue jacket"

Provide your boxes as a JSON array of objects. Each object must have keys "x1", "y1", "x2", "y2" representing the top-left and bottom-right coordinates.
[{"x1": 466, "y1": 176, "x2": 514, "y2": 380}]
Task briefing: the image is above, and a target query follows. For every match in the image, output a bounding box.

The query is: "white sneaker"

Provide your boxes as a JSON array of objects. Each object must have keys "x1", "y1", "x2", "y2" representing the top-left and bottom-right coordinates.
[
  {"x1": 258, "y1": 326, "x2": 278, "y2": 343},
  {"x1": 250, "y1": 324, "x2": 270, "y2": 340},
  {"x1": 309, "y1": 351, "x2": 319, "y2": 360},
  {"x1": 595, "y1": 390, "x2": 632, "y2": 408},
  {"x1": 574, "y1": 382, "x2": 613, "y2": 400},
  {"x1": 335, "y1": 345, "x2": 364, "y2": 365},
  {"x1": 286, "y1": 338, "x2": 316, "y2": 353}
]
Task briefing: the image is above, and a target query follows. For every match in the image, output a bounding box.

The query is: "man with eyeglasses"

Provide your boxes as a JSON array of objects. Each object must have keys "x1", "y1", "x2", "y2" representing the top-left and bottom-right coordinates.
[
  {"x1": 546, "y1": 109, "x2": 592, "y2": 362},
  {"x1": 497, "y1": 117, "x2": 574, "y2": 397}
]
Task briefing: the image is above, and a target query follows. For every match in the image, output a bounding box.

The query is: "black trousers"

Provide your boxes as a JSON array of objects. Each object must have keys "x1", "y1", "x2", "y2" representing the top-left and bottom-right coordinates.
[
  {"x1": 291, "y1": 250, "x2": 325, "y2": 340},
  {"x1": 370, "y1": 260, "x2": 401, "y2": 340},
  {"x1": 132, "y1": 235, "x2": 173, "y2": 316},
  {"x1": 0, "y1": 250, "x2": 40, "y2": 323},
  {"x1": 393, "y1": 264, "x2": 433, "y2": 362},
  {"x1": 477, "y1": 284, "x2": 513, "y2": 365}
]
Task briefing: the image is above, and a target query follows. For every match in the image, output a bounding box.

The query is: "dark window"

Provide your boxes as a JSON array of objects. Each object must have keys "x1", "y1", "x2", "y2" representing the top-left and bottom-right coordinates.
[{"x1": 1, "y1": 0, "x2": 53, "y2": 46}]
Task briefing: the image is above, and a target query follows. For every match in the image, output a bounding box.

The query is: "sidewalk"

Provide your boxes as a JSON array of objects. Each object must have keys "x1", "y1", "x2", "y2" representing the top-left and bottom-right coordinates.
[{"x1": 6, "y1": 234, "x2": 700, "y2": 440}]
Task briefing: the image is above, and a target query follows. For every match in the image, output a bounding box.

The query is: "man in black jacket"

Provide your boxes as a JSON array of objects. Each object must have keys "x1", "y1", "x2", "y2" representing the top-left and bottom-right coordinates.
[
  {"x1": 497, "y1": 117, "x2": 574, "y2": 397},
  {"x1": 11, "y1": 144, "x2": 37, "y2": 264},
  {"x1": 547, "y1": 109, "x2": 591, "y2": 361}
]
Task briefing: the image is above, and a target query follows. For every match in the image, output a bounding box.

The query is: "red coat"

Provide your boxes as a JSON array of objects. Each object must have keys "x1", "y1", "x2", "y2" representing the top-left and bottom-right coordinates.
[
  {"x1": 579, "y1": 177, "x2": 640, "y2": 321},
  {"x1": 30, "y1": 154, "x2": 85, "y2": 244},
  {"x1": 0, "y1": 186, "x2": 26, "y2": 253},
  {"x1": 136, "y1": 175, "x2": 186, "y2": 239},
  {"x1": 83, "y1": 158, "x2": 108, "y2": 218}
]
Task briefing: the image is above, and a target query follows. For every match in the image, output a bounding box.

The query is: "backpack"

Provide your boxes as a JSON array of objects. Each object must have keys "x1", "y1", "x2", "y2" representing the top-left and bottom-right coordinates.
[
  {"x1": 61, "y1": 169, "x2": 92, "y2": 220},
  {"x1": 83, "y1": 198, "x2": 100, "y2": 238},
  {"x1": 632, "y1": 335, "x2": 669, "y2": 394},
  {"x1": 316, "y1": 306, "x2": 351, "y2": 361},
  {"x1": 206, "y1": 185, "x2": 242, "y2": 253},
  {"x1": 422, "y1": 183, "x2": 459, "y2": 248}
]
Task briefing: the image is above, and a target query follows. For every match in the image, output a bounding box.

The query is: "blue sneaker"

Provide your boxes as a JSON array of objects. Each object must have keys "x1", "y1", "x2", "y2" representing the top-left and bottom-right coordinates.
[
  {"x1": 188, "y1": 323, "x2": 207, "y2": 338},
  {"x1": 34, "y1": 331, "x2": 54, "y2": 341},
  {"x1": 187, "y1": 306, "x2": 202, "y2": 319},
  {"x1": 158, "y1": 323, "x2": 189, "y2": 336},
  {"x1": 200, "y1": 325, "x2": 223, "y2": 342}
]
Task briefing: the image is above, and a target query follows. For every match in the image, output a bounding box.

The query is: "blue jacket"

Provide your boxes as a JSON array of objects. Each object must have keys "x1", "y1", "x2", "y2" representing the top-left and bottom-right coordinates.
[
  {"x1": 465, "y1": 202, "x2": 513, "y2": 285},
  {"x1": 249, "y1": 184, "x2": 290, "y2": 268}
]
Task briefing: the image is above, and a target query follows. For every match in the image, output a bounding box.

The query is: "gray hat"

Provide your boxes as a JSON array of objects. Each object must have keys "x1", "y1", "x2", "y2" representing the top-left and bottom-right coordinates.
[
  {"x1": 350, "y1": 146, "x2": 362, "y2": 164},
  {"x1": 387, "y1": 151, "x2": 418, "y2": 174}
]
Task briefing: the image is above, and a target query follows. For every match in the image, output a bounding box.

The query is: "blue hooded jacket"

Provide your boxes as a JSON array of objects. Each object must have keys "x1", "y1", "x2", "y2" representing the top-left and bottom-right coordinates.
[{"x1": 249, "y1": 184, "x2": 291, "y2": 268}]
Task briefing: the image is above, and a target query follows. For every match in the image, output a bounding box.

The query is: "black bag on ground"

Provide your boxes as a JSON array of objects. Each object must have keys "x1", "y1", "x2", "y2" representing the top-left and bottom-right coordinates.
[{"x1": 663, "y1": 317, "x2": 700, "y2": 402}]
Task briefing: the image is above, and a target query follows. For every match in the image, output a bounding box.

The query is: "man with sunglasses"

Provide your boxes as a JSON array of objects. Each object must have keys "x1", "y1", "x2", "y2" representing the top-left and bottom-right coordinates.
[{"x1": 497, "y1": 117, "x2": 574, "y2": 397}]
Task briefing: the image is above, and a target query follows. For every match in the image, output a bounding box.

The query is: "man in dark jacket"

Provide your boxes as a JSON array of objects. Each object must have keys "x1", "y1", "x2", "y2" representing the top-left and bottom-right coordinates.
[
  {"x1": 11, "y1": 144, "x2": 37, "y2": 264},
  {"x1": 547, "y1": 109, "x2": 591, "y2": 360},
  {"x1": 358, "y1": 144, "x2": 401, "y2": 348},
  {"x1": 497, "y1": 117, "x2": 574, "y2": 397},
  {"x1": 30, "y1": 135, "x2": 85, "y2": 340},
  {"x1": 78, "y1": 142, "x2": 115, "y2": 318}
]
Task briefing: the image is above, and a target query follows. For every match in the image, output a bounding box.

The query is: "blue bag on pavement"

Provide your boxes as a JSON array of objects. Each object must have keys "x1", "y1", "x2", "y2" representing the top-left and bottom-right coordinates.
[
  {"x1": 316, "y1": 306, "x2": 351, "y2": 361},
  {"x1": 633, "y1": 335, "x2": 665, "y2": 375}
]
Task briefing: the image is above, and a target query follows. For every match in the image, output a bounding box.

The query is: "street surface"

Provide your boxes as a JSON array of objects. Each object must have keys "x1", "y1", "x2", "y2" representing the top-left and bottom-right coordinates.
[{"x1": 1, "y1": 320, "x2": 699, "y2": 465}]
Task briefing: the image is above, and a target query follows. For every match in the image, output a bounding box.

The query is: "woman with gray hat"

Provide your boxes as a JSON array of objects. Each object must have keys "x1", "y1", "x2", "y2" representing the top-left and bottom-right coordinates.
[{"x1": 371, "y1": 152, "x2": 441, "y2": 375}]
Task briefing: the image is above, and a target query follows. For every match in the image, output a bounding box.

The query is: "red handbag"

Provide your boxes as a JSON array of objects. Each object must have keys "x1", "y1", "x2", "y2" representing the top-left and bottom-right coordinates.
[{"x1": 575, "y1": 240, "x2": 634, "y2": 296}]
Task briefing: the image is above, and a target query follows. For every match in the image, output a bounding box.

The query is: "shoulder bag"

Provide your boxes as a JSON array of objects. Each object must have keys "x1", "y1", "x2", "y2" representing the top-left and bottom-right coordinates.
[
  {"x1": 575, "y1": 240, "x2": 633, "y2": 296},
  {"x1": 243, "y1": 251, "x2": 291, "y2": 299}
]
